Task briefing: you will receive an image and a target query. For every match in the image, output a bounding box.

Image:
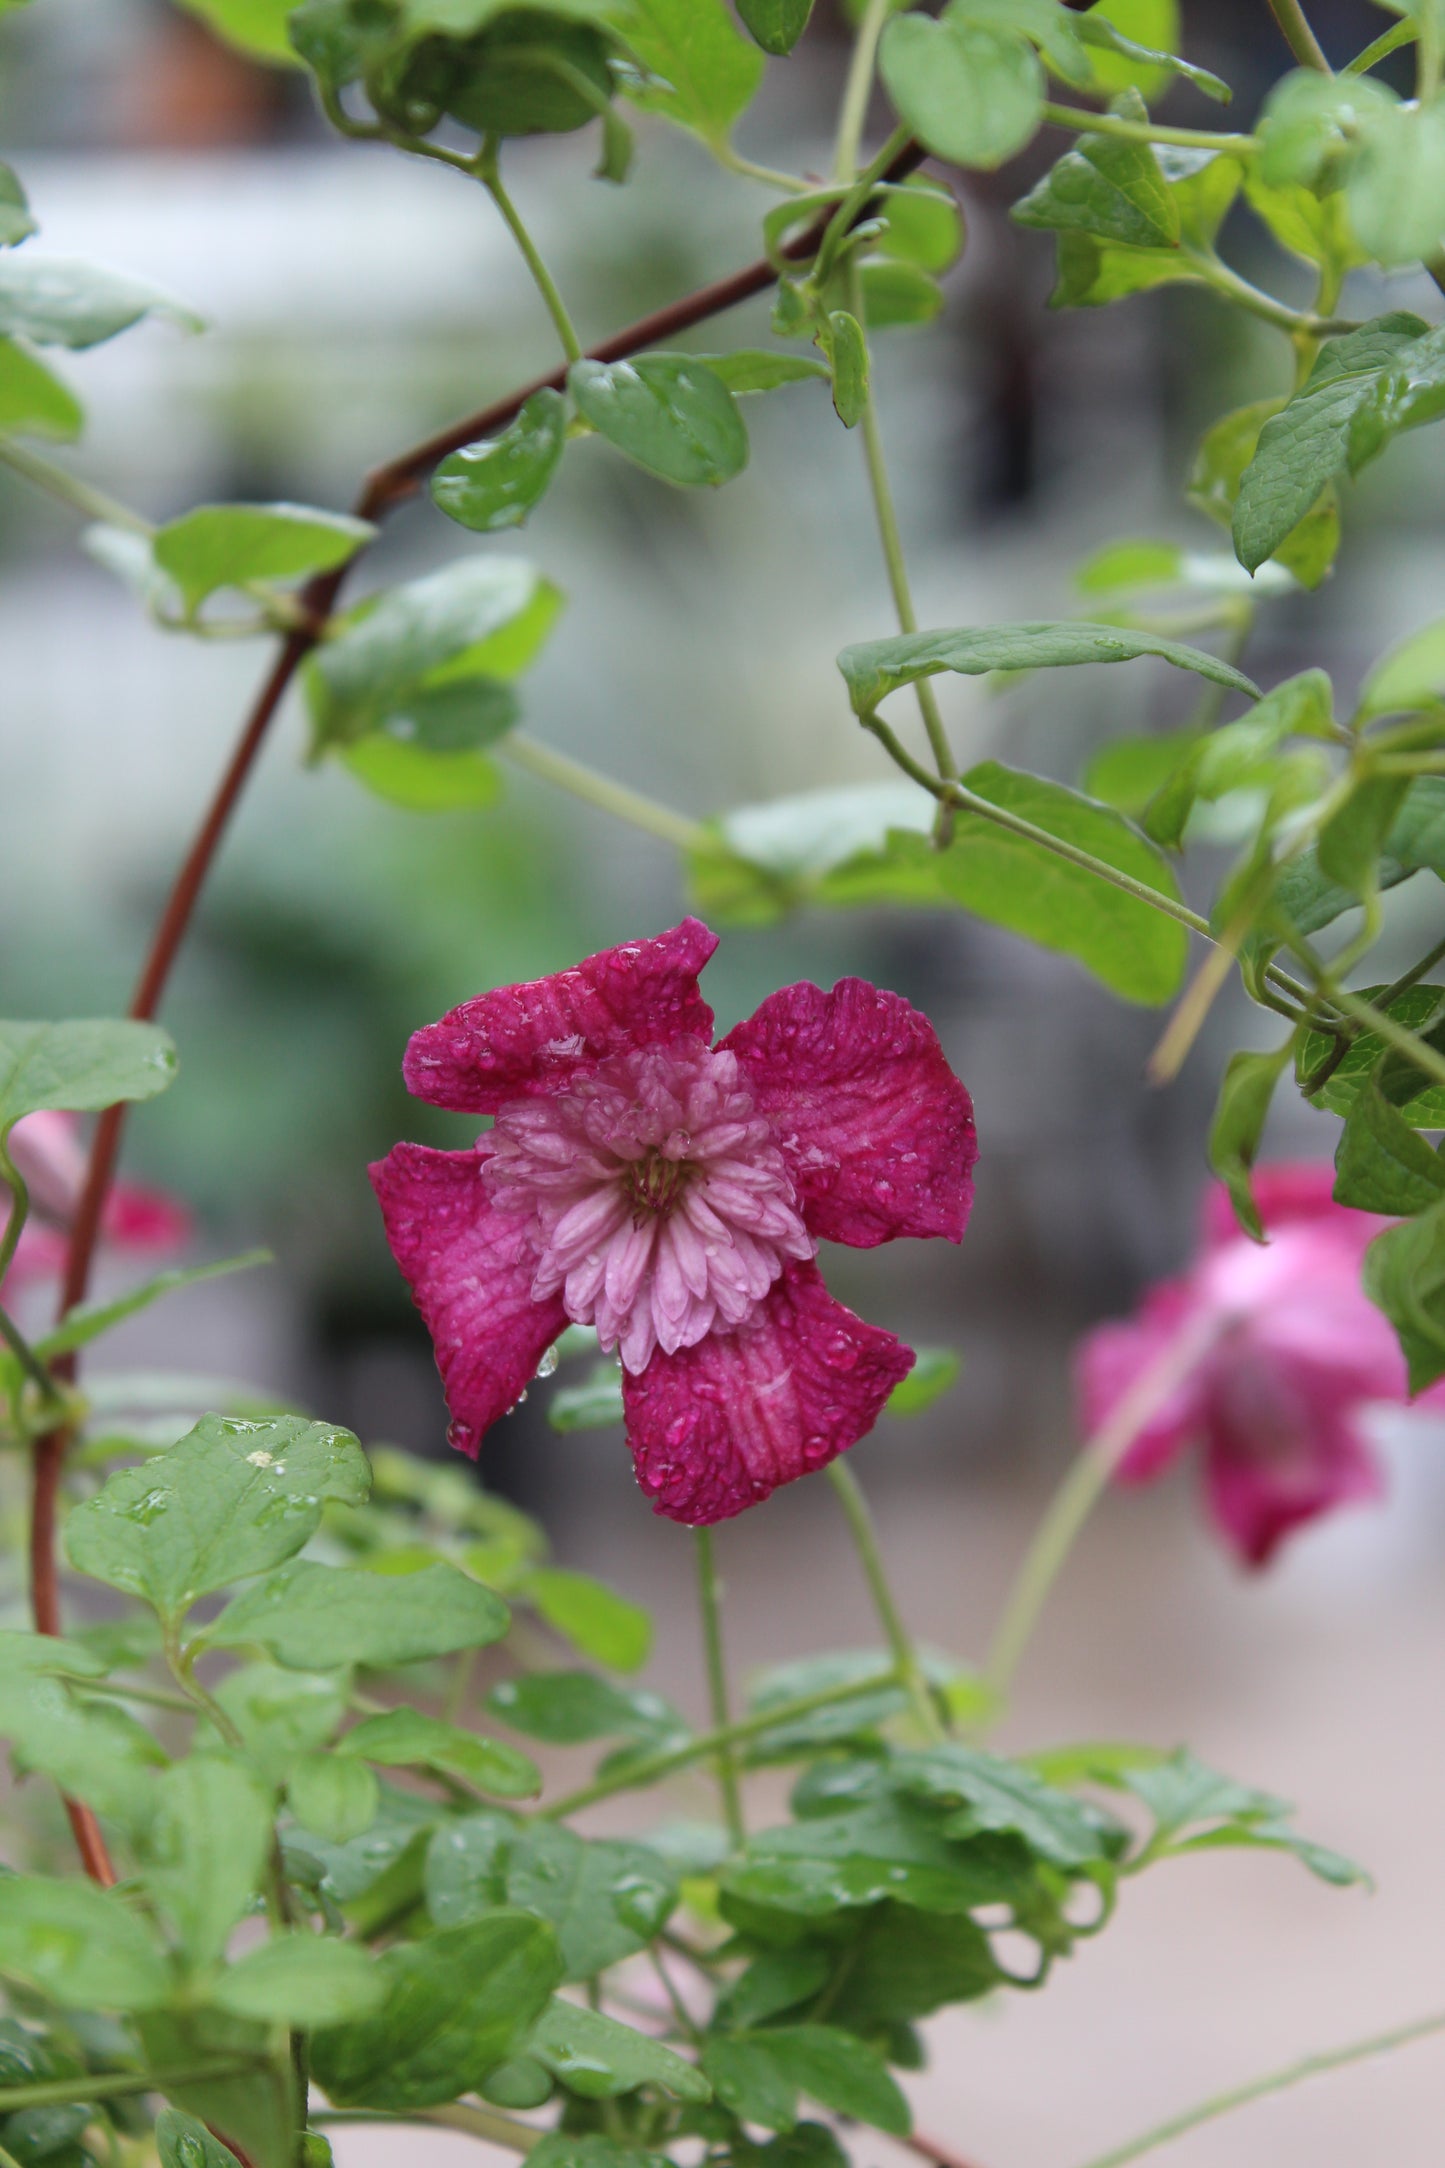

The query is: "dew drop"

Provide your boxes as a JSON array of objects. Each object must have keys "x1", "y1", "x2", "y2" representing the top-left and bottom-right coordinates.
[{"x1": 535, "y1": 1343, "x2": 561, "y2": 1379}]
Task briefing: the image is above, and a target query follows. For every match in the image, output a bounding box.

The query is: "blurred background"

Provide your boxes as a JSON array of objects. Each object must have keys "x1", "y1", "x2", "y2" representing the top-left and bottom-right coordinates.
[{"x1": 2, "y1": 1, "x2": 1445, "y2": 2159}]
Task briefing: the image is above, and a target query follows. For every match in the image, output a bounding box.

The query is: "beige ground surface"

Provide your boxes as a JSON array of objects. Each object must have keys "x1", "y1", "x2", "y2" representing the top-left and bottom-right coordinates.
[{"x1": 328, "y1": 1416, "x2": 1445, "y2": 2168}]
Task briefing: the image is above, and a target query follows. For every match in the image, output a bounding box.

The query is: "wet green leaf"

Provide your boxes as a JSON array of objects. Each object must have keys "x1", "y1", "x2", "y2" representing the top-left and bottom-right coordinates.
[
  {"x1": 205, "y1": 1560, "x2": 510, "y2": 1670},
  {"x1": 0, "y1": 1877, "x2": 169, "y2": 2010},
  {"x1": 695, "y1": 350, "x2": 829, "y2": 395},
  {"x1": 0, "y1": 256, "x2": 203, "y2": 348},
  {"x1": 64, "y1": 1413, "x2": 369, "y2": 1622},
  {"x1": 209, "y1": 1933, "x2": 385, "y2": 2025},
  {"x1": 144, "y1": 1753, "x2": 275, "y2": 1971},
  {"x1": 427, "y1": 1817, "x2": 678, "y2": 1980},
  {"x1": 289, "y1": 1752, "x2": 382, "y2": 1845},
  {"x1": 431, "y1": 390, "x2": 568, "y2": 534},
  {"x1": 570, "y1": 354, "x2": 748, "y2": 487},
  {"x1": 880, "y1": 14, "x2": 1044, "y2": 170},
  {"x1": 486, "y1": 1670, "x2": 682, "y2": 1746},
  {"x1": 529, "y1": 1997, "x2": 710, "y2": 2100},
  {"x1": 523, "y1": 1567, "x2": 652, "y2": 1672},
  {"x1": 0, "y1": 1019, "x2": 176, "y2": 1137},
  {"x1": 612, "y1": 0, "x2": 764, "y2": 144},
  {"x1": 153, "y1": 502, "x2": 373, "y2": 615},
  {"x1": 892, "y1": 1743, "x2": 1116, "y2": 1868},
  {"x1": 339, "y1": 1708, "x2": 542, "y2": 1798},
  {"x1": 310, "y1": 1912, "x2": 563, "y2": 2109},
  {"x1": 156, "y1": 2110, "x2": 245, "y2": 2168},
  {"x1": 213, "y1": 1664, "x2": 348, "y2": 1785},
  {"x1": 0, "y1": 337, "x2": 81, "y2": 440}
]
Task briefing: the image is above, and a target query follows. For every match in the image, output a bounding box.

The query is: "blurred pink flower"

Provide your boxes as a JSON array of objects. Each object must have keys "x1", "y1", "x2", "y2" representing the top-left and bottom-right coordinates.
[
  {"x1": 1, "y1": 1110, "x2": 190, "y2": 1299},
  {"x1": 1077, "y1": 1163, "x2": 1427, "y2": 1567},
  {"x1": 372, "y1": 920, "x2": 976, "y2": 1524}
]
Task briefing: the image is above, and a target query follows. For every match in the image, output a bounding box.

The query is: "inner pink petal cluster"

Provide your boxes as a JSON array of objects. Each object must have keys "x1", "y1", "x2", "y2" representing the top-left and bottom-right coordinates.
[
  {"x1": 371, "y1": 919, "x2": 977, "y2": 1524},
  {"x1": 485, "y1": 1038, "x2": 814, "y2": 1373},
  {"x1": 1076, "y1": 1162, "x2": 1433, "y2": 1567}
]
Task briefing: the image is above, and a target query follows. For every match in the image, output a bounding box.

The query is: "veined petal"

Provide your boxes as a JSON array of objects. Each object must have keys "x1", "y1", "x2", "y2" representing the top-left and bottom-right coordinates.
[
  {"x1": 622, "y1": 1261, "x2": 914, "y2": 1525},
  {"x1": 721, "y1": 978, "x2": 976, "y2": 1248},
  {"x1": 402, "y1": 920, "x2": 719, "y2": 1113},
  {"x1": 369, "y1": 1143, "x2": 564, "y2": 1459}
]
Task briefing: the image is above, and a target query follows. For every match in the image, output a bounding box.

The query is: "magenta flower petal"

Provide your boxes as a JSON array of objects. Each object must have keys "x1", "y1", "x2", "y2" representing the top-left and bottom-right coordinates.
[
  {"x1": 721, "y1": 978, "x2": 976, "y2": 1247},
  {"x1": 369, "y1": 1142, "x2": 567, "y2": 1457},
  {"x1": 402, "y1": 919, "x2": 719, "y2": 1113},
  {"x1": 621, "y1": 1259, "x2": 915, "y2": 1524},
  {"x1": 1205, "y1": 1386, "x2": 1385, "y2": 1568}
]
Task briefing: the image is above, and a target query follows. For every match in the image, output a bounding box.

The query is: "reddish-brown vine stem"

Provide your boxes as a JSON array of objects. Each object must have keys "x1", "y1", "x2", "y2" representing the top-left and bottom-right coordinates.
[{"x1": 30, "y1": 136, "x2": 927, "y2": 1885}]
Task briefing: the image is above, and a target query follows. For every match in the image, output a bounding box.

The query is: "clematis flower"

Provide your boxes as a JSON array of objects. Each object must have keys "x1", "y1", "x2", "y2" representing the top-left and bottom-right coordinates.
[
  {"x1": 371, "y1": 919, "x2": 976, "y2": 1524},
  {"x1": 0, "y1": 1110, "x2": 190, "y2": 1301},
  {"x1": 1076, "y1": 1162, "x2": 1430, "y2": 1568}
]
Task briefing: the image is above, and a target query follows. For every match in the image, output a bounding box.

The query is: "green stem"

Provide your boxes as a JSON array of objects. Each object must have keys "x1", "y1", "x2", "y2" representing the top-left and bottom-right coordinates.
[
  {"x1": 716, "y1": 143, "x2": 810, "y2": 194},
  {"x1": 694, "y1": 1527, "x2": 746, "y2": 1848},
  {"x1": 833, "y1": 0, "x2": 894, "y2": 182},
  {"x1": 1041, "y1": 104, "x2": 1257, "y2": 153},
  {"x1": 0, "y1": 2063, "x2": 258, "y2": 2113},
  {"x1": 313, "y1": 2105, "x2": 544, "y2": 2152},
  {"x1": 848, "y1": 268, "x2": 957, "y2": 806},
  {"x1": 1194, "y1": 253, "x2": 1356, "y2": 339},
  {"x1": 74, "y1": 1677, "x2": 196, "y2": 1715},
  {"x1": 540, "y1": 1666, "x2": 906, "y2": 1819},
  {"x1": 1346, "y1": 21, "x2": 1416, "y2": 76},
  {"x1": 1071, "y1": 2008, "x2": 1445, "y2": 2168},
  {"x1": 0, "y1": 1302, "x2": 64, "y2": 1408},
  {"x1": 825, "y1": 1460, "x2": 944, "y2": 1742},
  {"x1": 165, "y1": 1628, "x2": 246, "y2": 1751},
  {"x1": 985, "y1": 1311, "x2": 1227, "y2": 1705},
  {"x1": 1265, "y1": 0, "x2": 1331, "y2": 72},
  {"x1": 0, "y1": 438, "x2": 152, "y2": 535},
  {"x1": 499, "y1": 733, "x2": 710, "y2": 851},
  {"x1": 1327, "y1": 983, "x2": 1445, "y2": 1090},
  {"x1": 477, "y1": 141, "x2": 584, "y2": 367}
]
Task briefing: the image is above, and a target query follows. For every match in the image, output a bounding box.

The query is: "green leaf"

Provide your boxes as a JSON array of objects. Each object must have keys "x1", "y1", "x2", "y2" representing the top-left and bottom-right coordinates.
[
  {"x1": 570, "y1": 354, "x2": 748, "y2": 487},
  {"x1": 1084, "y1": 731, "x2": 1200, "y2": 818},
  {"x1": 213, "y1": 1664, "x2": 348, "y2": 1785},
  {"x1": 1317, "y1": 775, "x2": 1411, "y2": 896},
  {"x1": 1297, "y1": 984, "x2": 1445, "y2": 1127},
  {"x1": 1207, "y1": 1045, "x2": 1292, "y2": 1241},
  {"x1": 305, "y1": 556, "x2": 560, "y2": 751},
  {"x1": 152, "y1": 502, "x2": 374, "y2": 615},
  {"x1": 173, "y1": 0, "x2": 300, "y2": 62},
  {"x1": 612, "y1": 0, "x2": 765, "y2": 145},
  {"x1": 701, "y1": 2035, "x2": 798, "y2": 2132},
  {"x1": 339, "y1": 1708, "x2": 542, "y2": 1798},
  {"x1": 949, "y1": 0, "x2": 1093, "y2": 84},
  {"x1": 0, "y1": 1667, "x2": 164, "y2": 1833},
  {"x1": 285, "y1": 1781, "x2": 438, "y2": 1909},
  {"x1": 1075, "y1": 10, "x2": 1230, "y2": 101},
  {"x1": 139, "y1": 2009, "x2": 286, "y2": 2168},
  {"x1": 892, "y1": 1743, "x2": 1115, "y2": 1869},
  {"x1": 0, "y1": 338, "x2": 82, "y2": 441},
  {"x1": 206, "y1": 1559, "x2": 510, "y2": 1670},
  {"x1": 1232, "y1": 314, "x2": 1436, "y2": 574},
  {"x1": 1013, "y1": 120, "x2": 1181, "y2": 249},
  {"x1": 528, "y1": 1997, "x2": 710, "y2": 2101},
  {"x1": 0, "y1": 256, "x2": 203, "y2": 348},
  {"x1": 1260, "y1": 778, "x2": 1445, "y2": 951},
  {"x1": 0, "y1": 1877, "x2": 169, "y2": 2010},
  {"x1": 821, "y1": 764, "x2": 1190, "y2": 1006},
  {"x1": 724, "y1": 1793, "x2": 1037, "y2": 1918},
  {"x1": 736, "y1": 0, "x2": 812, "y2": 55},
  {"x1": 1348, "y1": 100, "x2": 1445, "y2": 265},
  {"x1": 837, "y1": 621, "x2": 1259, "y2": 718},
  {"x1": 1256, "y1": 68, "x2": 1397, "y2": 189},
  {"x1": 528, "y1": 2140, "x2": 669, "y2": 2168},
  {"x1": 0, "y1": 163, "x2": 35, "y2": 247},
  {"x1": 341, "y1": 690, "x2": 515, "y2": 812},
  {"x1": 822, "y1": 309, "x2": 867, "y2": 429},
  {"x1": 695, "y1": 350, "x2": 830, "y2": 395},
  {"x1": 1335, "y1": 1073, "x2": 1445, "y2": 1216},
  {"x1": 687, "y1": 779, "x2": 934, "y2": 928},
  {"x1": 826, "y1": 1904, "x2": 1000, "y2": 2027},
  {"x1": 209, "y1": 1934, "x2": 385, "y2": 2025},
  {"x1": 851, "y1": 258, "x2": 943, "y2": 332},
  {"x1": 289, "y1": 1752, "x2": 382, "y2": 1844},
  {"x1": 715, "y1": 1947, "x2": 831, "y2": 2029},
  {"x1": 1364, "y1": 1195, "x2": 1445, "y2": 1391},
  {"x1": 523, "y1": 1566, "x2": 652, "y2": 1671},
  {"x1": 427, "y1": 1819, "x2": 678, "y2": 1980},
  {"x1": 875, "y1": 178, "x2": 965, "y2": 274},
  {"x1": 156, "y1": 2110, "x2": 245, "y2": 2168},
  {"x1": 880, "y1": 14, "x2": 1044, "y2": 170},
  {"x1": 0, "y1": 1018, "x2": 176, "y2": 1137},
  {"x1": 547, "y1": 1360, "x2": 624, "y2": 1432},
  {"x1": 1043, "y1": 146, "x2": 1242, "y2": 312},
  {"x1": 431, "y1": 389, "x2": 568, "y2": 534},
  {"x1": 310, "y1": 1912, "x2": 563, "y2": 2110},
  {"x1": 748, "y1": 2025, "x2": 910, "y2": 2136},
  {"x1": 1359, "y1": 614, "x2": 1445, "y2": 717},
  {"x1": 485, "y1": 1670, "x2": 682, "y2": 1746},
  {"x1": 883, "y1": 1347, "x2": 961, "y2": 1417},
  {"x1": 144, "y1": 1752, "x2": 275, "y2": 1972},
  {"x1": 36, "y1": 1250, "x2": 271, "y2": 1363},
  {"x1": 1243, "y1": 170, "x2": 1365, "y2": 276},
  {"x1": 64, "y1": 1412, "x2": 369, "y2": 1622}
]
